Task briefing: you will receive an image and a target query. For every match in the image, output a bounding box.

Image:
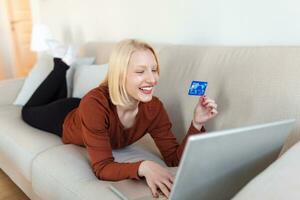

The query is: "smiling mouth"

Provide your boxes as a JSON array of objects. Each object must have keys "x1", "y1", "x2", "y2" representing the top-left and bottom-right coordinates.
[{"x1": 139, "y1": 86, "x2": 153, "y2": 94}]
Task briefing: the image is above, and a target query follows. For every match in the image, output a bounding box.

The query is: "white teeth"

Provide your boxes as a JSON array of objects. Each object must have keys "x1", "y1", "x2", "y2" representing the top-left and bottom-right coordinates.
[{"x1": 140, "y1": 86, "x2": 153, "y2": 91}]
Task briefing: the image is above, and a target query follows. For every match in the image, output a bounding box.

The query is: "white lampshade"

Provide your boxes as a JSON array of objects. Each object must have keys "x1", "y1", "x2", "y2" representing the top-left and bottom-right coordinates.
[{"x1": 30, "y1": 24, "x2": 53, "y2": 52}]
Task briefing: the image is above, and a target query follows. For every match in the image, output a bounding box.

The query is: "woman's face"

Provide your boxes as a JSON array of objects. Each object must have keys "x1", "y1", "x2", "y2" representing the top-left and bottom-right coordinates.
[{"x1": 126, "y1": 49, "x2": 159, "y2": 104}]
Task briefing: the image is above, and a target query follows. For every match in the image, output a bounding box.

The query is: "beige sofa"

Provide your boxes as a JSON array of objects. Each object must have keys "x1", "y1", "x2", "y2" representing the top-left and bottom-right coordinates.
[{"x1": 0, "y1": 43, "x2": 300, "y2": 200}]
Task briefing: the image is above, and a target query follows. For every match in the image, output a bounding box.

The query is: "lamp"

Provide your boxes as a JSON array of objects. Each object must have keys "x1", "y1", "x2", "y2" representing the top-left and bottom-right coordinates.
[{"x1": 30, "y1": 24, "x2": 53, "y2": 52}]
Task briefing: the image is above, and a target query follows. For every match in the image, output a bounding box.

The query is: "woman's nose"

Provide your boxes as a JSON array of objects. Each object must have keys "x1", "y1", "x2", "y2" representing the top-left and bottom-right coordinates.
[{"x1": 146, "y1": 71, "x2": 156, "y2": 84}]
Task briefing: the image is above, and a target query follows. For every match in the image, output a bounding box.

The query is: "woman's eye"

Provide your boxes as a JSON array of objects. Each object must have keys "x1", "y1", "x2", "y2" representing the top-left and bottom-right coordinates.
[
  {"x1": 152, "y1": 69, "x2": 158, "y2": 72},
  {"x1": 136, "y1": 71, "x2": 144, "y2": 74}
]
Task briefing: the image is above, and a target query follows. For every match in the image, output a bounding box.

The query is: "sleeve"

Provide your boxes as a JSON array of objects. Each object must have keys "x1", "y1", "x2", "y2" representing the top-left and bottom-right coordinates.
[
  {"x1": 79, "y1": 95, "x2": 143, "y2": 181},
  {"x1": 147, "y1": 101, "x2": 206, "y2": 167}
]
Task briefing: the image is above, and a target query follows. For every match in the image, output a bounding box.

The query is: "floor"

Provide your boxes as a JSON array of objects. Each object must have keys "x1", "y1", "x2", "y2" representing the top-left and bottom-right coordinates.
[{"x1": 0, "y1": 169, "x2": 30, "y2": 200}]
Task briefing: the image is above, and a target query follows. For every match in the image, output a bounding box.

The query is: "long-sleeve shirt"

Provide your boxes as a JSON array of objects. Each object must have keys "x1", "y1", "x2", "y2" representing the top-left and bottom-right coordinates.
[{"x1": 62, "y1": 85, "x2": 205, "y2": 181}]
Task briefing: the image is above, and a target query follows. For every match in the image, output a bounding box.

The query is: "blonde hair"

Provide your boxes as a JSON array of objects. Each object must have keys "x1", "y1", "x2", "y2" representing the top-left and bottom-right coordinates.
[{"x1": 100, "y1": 39, "x2": 159, "y2": 106}]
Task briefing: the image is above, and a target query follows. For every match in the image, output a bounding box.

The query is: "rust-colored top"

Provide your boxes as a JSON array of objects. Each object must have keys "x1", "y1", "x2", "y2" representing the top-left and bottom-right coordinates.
[{"x1": 62, "y1": 86, "x2": 205, "y2": 181}]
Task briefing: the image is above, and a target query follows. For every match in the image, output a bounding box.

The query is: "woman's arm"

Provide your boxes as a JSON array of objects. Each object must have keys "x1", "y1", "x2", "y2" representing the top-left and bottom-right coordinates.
[
  {"x1": 79, "y1": 95, "x2": 143, "y2": 181},
  {"x1": 147, "y1": 104, "x2": 203, "y2": 166},
  {"x1": 139, "y1": 97, "x2": 217, "y2": 198},
  {"x1": 148, "y1": 96, "x2": 217, "y2": 166}
]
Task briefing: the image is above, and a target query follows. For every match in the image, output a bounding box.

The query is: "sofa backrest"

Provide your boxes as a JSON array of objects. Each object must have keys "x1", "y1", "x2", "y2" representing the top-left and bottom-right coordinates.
[
  {"x1": 81, "y1": 42, "x2": 300, "y2": 154},
  {"x1": 157, "y1": 46, "x2": 300, "y2": 155}
]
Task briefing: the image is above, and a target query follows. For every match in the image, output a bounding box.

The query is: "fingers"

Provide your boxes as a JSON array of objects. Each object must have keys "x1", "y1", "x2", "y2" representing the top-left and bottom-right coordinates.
[
  {"x1": 148, "y1": 176, "x2": 173, "y2": 198},
  {"x1": 143, "y1": 161, "x2": 174, "y2": 198},
  {"x1": 148, "y1": 179, "x2": 172, "y2": 198},
  {"x1": 163, "y1": 179, "x2": 173, "y2": 191},
  {"x1": 157, "y1": 182, "x2": 170, "y2": 198},
  {"x1": 158, "y1": 172, "x2": 173, "y2": 198},
  {"x1": 201, "y1": 96, "x2": 217, "y2": 109},
  {"x1": 204, "y1": 102, "x2": 217, "y2": 110},
  {"x1": 201, "y1": 98, "x2": 216, "y2": 106},
  {"x1": 210, "y1": 108, "x2": 218, "y2": 115},
  {"x1": 169, "y1": 175, "x2": 175, "y2": 184},
  {"x1": 149, "y1": 182, "x2": 159, "y2": 198},
  {"x1": 199, "y1": 95, "x2": 218, "y2": 117}
]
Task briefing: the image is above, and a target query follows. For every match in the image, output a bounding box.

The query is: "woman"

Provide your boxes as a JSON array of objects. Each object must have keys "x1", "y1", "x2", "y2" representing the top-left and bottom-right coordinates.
[{"x1": 22, "y1": 39, "x2": 218, "y2": 198}]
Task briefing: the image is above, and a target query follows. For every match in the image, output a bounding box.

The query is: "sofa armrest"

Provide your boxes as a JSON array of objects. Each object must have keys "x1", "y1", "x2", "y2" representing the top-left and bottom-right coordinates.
[
  {"x1": 0, "y1": 78, "x2": 24, "y2": 105},
  {"x1": 233, "y1": 141, "x2": 300, "y2": 200}
]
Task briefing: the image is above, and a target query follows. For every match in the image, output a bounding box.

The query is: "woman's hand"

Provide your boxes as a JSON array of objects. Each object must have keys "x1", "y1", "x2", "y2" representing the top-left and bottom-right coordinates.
[
  {"x1": 138, "y1": 160, "x2": 174, "y2": 198},
  {"x1": 193, "y1": 95, "x2": 218, "y2": 130}
]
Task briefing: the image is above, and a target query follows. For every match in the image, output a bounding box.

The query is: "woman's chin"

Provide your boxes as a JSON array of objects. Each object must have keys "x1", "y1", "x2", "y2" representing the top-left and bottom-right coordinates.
[
  {"x1": 138, "y1": 93, "x2": 153, "y2": 102},
  {"x1": 138, "y1": 96, "x2": 153, "y2": 102},
  {"x1": 132, "y1": 89, "x2": 155, "y2": 102}
]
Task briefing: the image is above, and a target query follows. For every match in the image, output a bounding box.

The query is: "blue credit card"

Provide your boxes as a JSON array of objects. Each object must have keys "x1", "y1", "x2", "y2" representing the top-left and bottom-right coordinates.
[{"x1": 188, "y1": 81, "x2": 208, "y2": 96}]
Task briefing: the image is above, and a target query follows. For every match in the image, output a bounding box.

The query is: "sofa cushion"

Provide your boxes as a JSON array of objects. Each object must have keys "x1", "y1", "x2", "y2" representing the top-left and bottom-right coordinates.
[
  {"x1": 233, "y1": 141, "x2": 300, "y2": 200},
  {"x1": 32, "y1": 144, "x2": 165, "y2": 200},
  {"x1": 0, "y1": 105, "x2": 62, "y2": 181}
]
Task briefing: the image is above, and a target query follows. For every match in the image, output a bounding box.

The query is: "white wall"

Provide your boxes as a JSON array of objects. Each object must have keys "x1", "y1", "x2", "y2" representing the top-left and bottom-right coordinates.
[
  {"x1": 31, "y1": 0, "x2": 300, "y2": 45},
  {"x1": 0, "y1": 0, "x2": 16, "y2": 78}
]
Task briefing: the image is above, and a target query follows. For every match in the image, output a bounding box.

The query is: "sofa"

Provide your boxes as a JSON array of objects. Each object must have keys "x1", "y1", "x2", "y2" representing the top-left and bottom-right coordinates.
[{"x1": 1, "y1": 42, "x2": 300, "y2": 200}]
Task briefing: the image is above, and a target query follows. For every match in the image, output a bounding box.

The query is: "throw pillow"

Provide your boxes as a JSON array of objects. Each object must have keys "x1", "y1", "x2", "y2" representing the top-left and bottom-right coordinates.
[{"x1": 72, "y1": 63, "x2": 108, "y2": 98}]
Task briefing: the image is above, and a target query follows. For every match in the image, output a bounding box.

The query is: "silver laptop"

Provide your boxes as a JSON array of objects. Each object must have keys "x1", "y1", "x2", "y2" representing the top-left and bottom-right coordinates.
[{"x1": 110, "y1": 119, "x2": 295, "y2": 200}]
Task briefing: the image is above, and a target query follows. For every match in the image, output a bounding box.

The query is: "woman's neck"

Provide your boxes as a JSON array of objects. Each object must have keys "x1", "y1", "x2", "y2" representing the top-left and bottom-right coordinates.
[
  {"x1": 116, "y1": 101, "x2": 140, "y2": 129},
  {"x1": 117, "y1": 101, "x2": 139, "y2": 113}
]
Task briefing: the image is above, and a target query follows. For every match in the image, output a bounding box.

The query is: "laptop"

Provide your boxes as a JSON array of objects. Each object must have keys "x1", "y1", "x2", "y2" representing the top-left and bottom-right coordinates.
[{"x1": 110, "y1": 119, "x2": 295, "y2": 200}]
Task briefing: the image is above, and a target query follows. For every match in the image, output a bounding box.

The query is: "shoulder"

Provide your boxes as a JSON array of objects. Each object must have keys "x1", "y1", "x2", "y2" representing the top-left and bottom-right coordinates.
[
  {"x1": 81, "y1": 85, "x2": 110, "y2": 104},
  {"x1": 79, "y1": 85, "x2": 112, "y2": 114},
  {"x1": 77, "y1": 86, "x2": 112, "y2": 130},
  {"x1": 82, "y1": 85, "x2": 109, "y2": 100}
]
